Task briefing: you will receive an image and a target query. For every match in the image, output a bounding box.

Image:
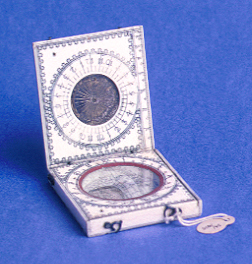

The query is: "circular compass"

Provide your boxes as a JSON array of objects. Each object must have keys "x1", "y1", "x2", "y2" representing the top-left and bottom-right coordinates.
[
  {"x1": 52, "y1": 50, "x2": 138, "y2": 146},
  {"x1": 67, "y1": 156, "x2": 177, "y2": 207},
  {"x1": 79, "y1": 163, "x2": 163, "y2": 200}
]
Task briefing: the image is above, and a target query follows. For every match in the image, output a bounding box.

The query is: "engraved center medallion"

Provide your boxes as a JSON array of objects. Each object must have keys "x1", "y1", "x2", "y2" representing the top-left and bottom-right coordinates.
[{"x1": 71, "y1": 74, "x2": 120, "y2": 126}]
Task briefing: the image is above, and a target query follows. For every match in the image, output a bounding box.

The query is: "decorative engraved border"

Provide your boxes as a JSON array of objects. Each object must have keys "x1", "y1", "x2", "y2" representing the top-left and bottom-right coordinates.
[
  {"x1": 35, "y1": 27, "x2": 145, "y2": 165},
  {"x1": 48, "y1": 49, "x2": 139, "y2": 147},
  {"x1": 51, "y1": 154, "x2": 196, "y2": 220}
]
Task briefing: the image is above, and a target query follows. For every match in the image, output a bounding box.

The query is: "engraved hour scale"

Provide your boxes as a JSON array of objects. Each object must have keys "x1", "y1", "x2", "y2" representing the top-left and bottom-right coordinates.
[{"x1": 33, "y1": 26, "x2": 202, "y2": 237}]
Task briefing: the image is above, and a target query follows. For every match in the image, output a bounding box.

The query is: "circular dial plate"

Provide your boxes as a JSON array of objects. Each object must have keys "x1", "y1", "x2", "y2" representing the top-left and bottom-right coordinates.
[
  {"x1": 52, "y1": 50, "x2": 138, "y2": 146},
  {"x1": 67, "y1": 157, "x2": 177, "y2": 207},
  {"x1": 79, "y1": 162, "x2": 163, "y2": 200},
  {"x1": 71, "y1": 74, "x2": 120, "y2": 126}
]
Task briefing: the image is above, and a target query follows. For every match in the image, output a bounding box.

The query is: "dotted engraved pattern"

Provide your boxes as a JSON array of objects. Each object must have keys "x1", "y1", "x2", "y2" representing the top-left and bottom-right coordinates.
[
  {"x1": 35, "y1": 28, "x2": 145, "y2": 165},
  {"x1": 49, "y1": 50, "x2": 140, "y2": 151},
  {"x1": 52, "y1": 153, "x2": 196, "y2": 220}
]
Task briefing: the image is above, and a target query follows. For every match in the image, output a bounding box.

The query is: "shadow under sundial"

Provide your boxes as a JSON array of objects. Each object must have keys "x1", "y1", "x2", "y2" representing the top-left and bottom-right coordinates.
[
  {"x1": 0, "y1": 127, "x2": 86, "y2": 236},
  {"x1": 0, "y1": 129, "x2": 47, "y2": 181}
]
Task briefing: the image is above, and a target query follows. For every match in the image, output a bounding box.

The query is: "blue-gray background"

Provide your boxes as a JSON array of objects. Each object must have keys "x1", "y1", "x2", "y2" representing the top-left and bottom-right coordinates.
[{"x1": 0, "y1": 1, "x2": 251, "y2": 263}]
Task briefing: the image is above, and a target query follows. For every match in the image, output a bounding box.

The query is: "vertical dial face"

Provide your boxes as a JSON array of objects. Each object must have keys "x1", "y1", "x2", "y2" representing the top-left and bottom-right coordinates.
[{"x1": 52, "y1": 50, "x2": 138, "y2": 146}]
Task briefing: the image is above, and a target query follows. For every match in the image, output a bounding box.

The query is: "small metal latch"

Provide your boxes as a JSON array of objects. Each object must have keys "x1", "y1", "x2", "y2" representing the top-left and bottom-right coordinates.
[
  {"x1": 104, "y1": 220, "x2": 122, "y2": 233},
  {"x1": 47, "y1": 174, "x2": 55, "y2": 186},
  {"x1": 164, "y1": 205, "x2": 181, "y2": 224}
]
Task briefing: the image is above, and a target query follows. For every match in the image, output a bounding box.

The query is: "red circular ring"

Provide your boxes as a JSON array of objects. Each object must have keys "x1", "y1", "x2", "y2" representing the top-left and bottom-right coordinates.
[{"x1": 78, "y1": 162, "x2": 164, "y2": 201}]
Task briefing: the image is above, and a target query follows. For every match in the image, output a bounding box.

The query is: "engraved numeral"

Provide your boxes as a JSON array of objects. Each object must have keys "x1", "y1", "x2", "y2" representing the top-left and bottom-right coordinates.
[
  {"x1": 80, "y1": 133, "x2": 85, "y2": 140},
  {"x1": 97, "y1": 134, "x2": 105, "y2": 141},
  {"x1": 80, "y1": 60, "x2": 85, "y2": 70},
  {"x1": 114, "y1": 126, "x2": 121, "y2": 132},
  {"x1": 98, "y1": 58, "x2": 103, "y2": 64},
  {"x1": 70, "y1": 66, "x2": 76, "y2": 73},
  {"x1": 57, "y1": 83, "x2": 65, "y2": 89},
  {"x1": 106, "y1": 59, "x2": 112, "y2": 66},
  {"x1": 126, "y1": 110, "x2": 133, "y2": 116},
  {"x1": 63, "y1": 74, "x2": 69, "y2": 80},
  {"x1": 86, "y1": 58, "x2": 93, "y2": 64}
]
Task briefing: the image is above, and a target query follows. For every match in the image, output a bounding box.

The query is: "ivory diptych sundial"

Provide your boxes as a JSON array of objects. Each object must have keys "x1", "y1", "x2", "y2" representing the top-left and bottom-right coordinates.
[{"x1": 33, "y1": 26, "x2": 202, "y2": 237}]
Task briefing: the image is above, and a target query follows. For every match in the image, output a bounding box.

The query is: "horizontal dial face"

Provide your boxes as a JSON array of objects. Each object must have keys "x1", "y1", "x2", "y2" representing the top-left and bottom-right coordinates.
[
  {"x1": 67, "y1": 156, "x2": 177, "y2": 207},
  {"x1": 52, "y1": 50, "x2": 138, "y2": 146},
  {"x1": 79, "y1": 163, "x2": 163, "y2": 200}
]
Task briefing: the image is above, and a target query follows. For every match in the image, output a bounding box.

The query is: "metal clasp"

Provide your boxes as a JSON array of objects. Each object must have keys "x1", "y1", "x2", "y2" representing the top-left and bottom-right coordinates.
[
  {"x1": 164, "y1": 205, "x2": 181, "y2": 224},
  {"x1": 104, "y1": 220, "x2": 122, "y2": 233}
]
